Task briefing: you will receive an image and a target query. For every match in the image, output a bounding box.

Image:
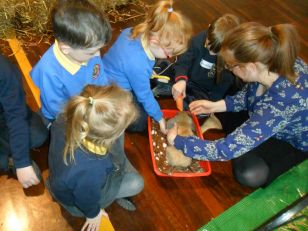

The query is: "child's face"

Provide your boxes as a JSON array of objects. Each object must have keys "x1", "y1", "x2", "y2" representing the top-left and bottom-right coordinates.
[
  {"x1": 64, "y1": 44, "x2": 104, "y2": 64},
  {"x1": 154, "y1": 46, "x2": 173, "y2": 59},
  {"x1": 148, "y1": 39, "x2": 173, "y2": 59}
]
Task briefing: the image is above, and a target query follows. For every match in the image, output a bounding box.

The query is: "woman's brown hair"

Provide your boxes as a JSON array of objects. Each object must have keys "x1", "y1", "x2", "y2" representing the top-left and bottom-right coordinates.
[{"x1": 221, "y1": 22, "x2": 300, "y2": 83}]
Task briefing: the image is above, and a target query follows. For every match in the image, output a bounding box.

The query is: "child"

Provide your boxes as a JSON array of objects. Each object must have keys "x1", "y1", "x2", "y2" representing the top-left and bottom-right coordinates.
[
  {"x1": 103, "y1": 0, "x2": 192, "y2": 133},
  {"x1": 172, "y1": 14, "x2": 247, "y2": 132},
  {"x1": 31, "y1": 0, "x2": 143, "y2": 210},
  {"x1": 0, "y1": 53, "x2": 48, "y2": 188},
  {"x1": 172, "y1": 14, "x2": 242, "y2": 102},
  {"x1": 31, "y1": 0, "x2": 112, "y2": 125},
  {"x1": 167, "y1": 22, "x2": 308, "y2": 188},
  {"x1": 47, "y1": 84, "x2": 141, "y2": 231}
]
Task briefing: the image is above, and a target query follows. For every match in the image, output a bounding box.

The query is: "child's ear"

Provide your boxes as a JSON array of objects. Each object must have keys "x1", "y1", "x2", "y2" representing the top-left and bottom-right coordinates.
[
  {"x1": 58, "y1": 42, "x2": 72, "y2": 55},
  {"x1": 149, "y1": 37, "x2": 160, "y2": 46},
  {"x1": 246, "y1": 62, "x2": 257, "y2": 72}
]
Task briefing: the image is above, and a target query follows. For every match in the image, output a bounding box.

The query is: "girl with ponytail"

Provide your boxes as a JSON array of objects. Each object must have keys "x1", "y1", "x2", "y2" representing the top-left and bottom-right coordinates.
[
  {"x1": 47, "y1": 84, "x2": 142, "y2": 231},
  {"x1": 103, "y1": 0, "x2": 192, "y2": 134}
]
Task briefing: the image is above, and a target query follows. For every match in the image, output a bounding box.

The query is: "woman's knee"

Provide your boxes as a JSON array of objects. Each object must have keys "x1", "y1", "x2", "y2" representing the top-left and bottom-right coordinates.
[{"x1": 232, "y1": 154, "x2": 269, "y2": 188}]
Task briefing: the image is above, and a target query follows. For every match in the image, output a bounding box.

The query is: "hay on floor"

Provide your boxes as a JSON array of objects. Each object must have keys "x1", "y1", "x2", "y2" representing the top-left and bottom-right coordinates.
[{"x1": 0, "y1": 0, "x2": 147, "y2": 45}]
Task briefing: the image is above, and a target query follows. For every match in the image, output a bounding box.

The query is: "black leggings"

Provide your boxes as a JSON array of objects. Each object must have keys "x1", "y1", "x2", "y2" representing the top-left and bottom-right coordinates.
[{"x1": 232, "y1": 138, "x2": 308, "y2": 188}]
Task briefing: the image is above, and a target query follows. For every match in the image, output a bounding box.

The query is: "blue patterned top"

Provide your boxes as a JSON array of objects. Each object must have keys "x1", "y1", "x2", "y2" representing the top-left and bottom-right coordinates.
[{"x1": 174, "y1": 59, "x2": 308, "y2": 161}]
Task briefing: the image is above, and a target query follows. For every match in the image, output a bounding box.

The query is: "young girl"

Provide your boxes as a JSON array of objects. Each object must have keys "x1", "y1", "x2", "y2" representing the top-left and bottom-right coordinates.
[
  {"x1": 167, "y1": 22, "x2": 308, "y2": 188},
  {"x1": 46, "y1": 84, "x2": 142, "y2": 231},
  {"x1": 172, "y1": 14, "x2": 242, "y2": 103},
  {"x1": 103, "y1": 0, "x2": 192, "y2": 133},
  {"x1": 172, "y1": 14, "x2": 247, "y2": 133}
]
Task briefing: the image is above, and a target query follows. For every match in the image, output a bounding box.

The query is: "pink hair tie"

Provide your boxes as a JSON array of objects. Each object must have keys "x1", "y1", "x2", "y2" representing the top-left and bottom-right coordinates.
[{"x1": 168, "y1": 7, "x2": 173, "y2": 13}]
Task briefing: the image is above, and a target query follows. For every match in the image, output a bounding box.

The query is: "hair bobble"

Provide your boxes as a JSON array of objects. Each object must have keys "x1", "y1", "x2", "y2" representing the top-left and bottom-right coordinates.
[
  {"x1": 167, "y1": 7, "x2": 173, "y2": 13},
  {"x1": 269, "y1": 26, "x2": 279, "y2": 44},
  {"x1": 89, "y1": 97, "x2": 94, "y2": 105}
]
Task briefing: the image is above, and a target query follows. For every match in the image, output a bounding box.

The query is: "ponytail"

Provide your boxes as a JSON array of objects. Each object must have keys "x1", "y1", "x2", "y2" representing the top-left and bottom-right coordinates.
[
  {"x1": 63, "y1": 95, "x2": 91, "y2": 164},
  {"x1": 63, "y1": 84, "x2": 138, "y2": 164},
  {"x1": 270, "y1": 24, "x2": 299, "y2": 83},
  {"x1": 221, "y1": 22, "x2": 300, "y2": 83},
  {"x1": 131, "y1": 0, "x2": 192, "y2": 56}
]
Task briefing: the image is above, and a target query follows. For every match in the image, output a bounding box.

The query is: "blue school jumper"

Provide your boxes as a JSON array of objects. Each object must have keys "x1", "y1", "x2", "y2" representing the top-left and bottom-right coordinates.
[
  {"x1": 103, "y1": 28, "x2": 163, "y2": 122},
  {"x1": 31, "y1": 41, "x2": 108, "y2": 120}
]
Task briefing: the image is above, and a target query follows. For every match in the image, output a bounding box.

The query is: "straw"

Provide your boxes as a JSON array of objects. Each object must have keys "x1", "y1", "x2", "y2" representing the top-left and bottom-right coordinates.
[{"x1": 0, "y1": 0, "x2": 148, "y2": 49}]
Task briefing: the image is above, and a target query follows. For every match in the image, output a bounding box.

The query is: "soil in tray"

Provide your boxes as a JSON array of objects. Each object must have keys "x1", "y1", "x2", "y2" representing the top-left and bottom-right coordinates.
[{"x1": 150, "y1": 117, "x2": 204, "y2": 175}]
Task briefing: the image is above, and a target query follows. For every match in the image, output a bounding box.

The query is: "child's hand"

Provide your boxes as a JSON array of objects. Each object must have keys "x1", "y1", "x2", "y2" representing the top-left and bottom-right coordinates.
[
  {"x1": 16, "y1": 166, "x2": 40, "y2": 188},
  {"x1": 82, "y1": 209, "x2": 108, "y2": 231},
  {"x1": 167, "y1": 123, "x2": 178, "y2": 145},
  {"x1": 172, "y1": 80, "x2": 186, "y2": 100},
  {"x1": 159, "y1": 118, "x2": 167, "y2": 134}
]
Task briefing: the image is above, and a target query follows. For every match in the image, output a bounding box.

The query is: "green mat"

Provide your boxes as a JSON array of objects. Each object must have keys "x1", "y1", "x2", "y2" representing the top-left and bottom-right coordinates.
[{"x1": 199, "y1": 160, "x2": 308, "y2": 231}]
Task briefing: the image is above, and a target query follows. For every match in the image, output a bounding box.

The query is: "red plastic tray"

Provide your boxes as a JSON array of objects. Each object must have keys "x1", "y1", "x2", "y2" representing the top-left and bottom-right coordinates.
[{"x1": 148, "y1": 109, "x2": 212, "y2": 177}]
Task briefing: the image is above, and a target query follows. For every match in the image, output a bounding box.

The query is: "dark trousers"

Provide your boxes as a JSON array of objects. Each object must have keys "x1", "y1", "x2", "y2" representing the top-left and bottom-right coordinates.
[
  {"x1": 232, "y1": 138, "x2": 308, "y2": 188},
  {"x1": 127, "y1": 94, "x2": 148, "y2": 133},
  {"x1": 215, "y1": 110, "x2": 249, "y2": 134}
]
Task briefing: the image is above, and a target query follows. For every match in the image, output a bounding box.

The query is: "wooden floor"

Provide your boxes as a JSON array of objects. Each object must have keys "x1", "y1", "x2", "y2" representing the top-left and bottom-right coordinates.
[{"x1": 0, "y1": 1, "x2": 307, "y2": 231}]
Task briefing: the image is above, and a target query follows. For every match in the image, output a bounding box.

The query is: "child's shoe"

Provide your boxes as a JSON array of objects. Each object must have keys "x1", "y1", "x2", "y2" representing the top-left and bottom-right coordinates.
[
  {"x1": 115, "y1": 197, "x2": 136, "y2": 211},
  {"x1": 152, "y1": 83, "x2": 173, "y2": 97}
]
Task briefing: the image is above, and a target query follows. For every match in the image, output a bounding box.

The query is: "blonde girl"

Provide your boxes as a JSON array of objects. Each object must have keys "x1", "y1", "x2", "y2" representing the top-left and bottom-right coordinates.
[
  {"x1": 46, "y1": 84, "x2": 142, "y2": 231},
  {"x1": 103, "y1": 0, "x2": 192, "y2": 133}
]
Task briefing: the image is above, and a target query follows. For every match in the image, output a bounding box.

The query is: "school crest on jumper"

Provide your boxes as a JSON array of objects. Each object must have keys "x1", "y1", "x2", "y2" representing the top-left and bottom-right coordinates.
[{"x1": 92, "y1": 64, "x2": 100, "y2": 79}]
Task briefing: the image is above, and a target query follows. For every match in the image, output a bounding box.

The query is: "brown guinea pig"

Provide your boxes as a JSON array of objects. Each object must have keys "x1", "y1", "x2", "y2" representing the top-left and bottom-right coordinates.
[{"x1": 166, "y1": 112, "x2": 194, "y2": 167}]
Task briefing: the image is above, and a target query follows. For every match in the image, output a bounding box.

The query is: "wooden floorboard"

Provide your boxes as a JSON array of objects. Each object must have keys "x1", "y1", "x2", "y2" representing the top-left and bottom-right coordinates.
[{"x1": 0, "y1": 1, "x2": 307, "y2": 231}]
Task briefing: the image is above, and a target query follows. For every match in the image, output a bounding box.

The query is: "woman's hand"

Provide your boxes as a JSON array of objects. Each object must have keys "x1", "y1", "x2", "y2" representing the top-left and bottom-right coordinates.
[
  {"x1": 167, "y1": 123, "x2": 178, "y2": 145},
  {"x1": 159, "y1": 118, "x2": 167, "y2": 134},
  {"x1": 81, "y1": 209, "x2": 108, "y2": 231},
  {"x1": 189, "y1": 99, "x2": 227, "y2": 115},
  {"x1": 172, "y1": 80, "x2": 186, "y2": 100}
]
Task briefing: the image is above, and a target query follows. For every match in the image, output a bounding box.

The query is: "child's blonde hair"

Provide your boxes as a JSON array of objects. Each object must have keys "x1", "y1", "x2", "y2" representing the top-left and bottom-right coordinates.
[
  {"x1": 131, "y1": 0, "x2": 192, "y2": 56},
  {"x1": 63, "y1": 84, "x2": 138, "y2": 164}
]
